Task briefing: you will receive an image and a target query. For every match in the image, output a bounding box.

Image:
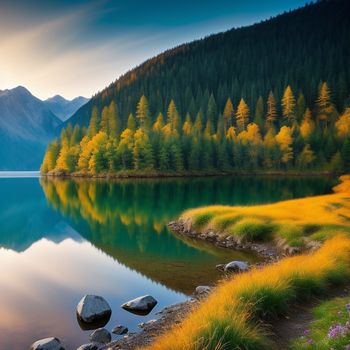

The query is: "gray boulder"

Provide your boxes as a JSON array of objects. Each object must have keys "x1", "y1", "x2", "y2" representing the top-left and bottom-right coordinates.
[
  {"x1": 224, "y1": 261, "x2": 249, "y2": 273},
  {"x1": 30, "y1": 337, "x2": 64, "y2": 350},
  {"x1": 111, "y1": 325, "x2": 128, "y2": 335},
  {"x1": 89, "y1": 328, "x2": 111, "y2": 344},
  {"x1": 121, "y1": 295, "x2": 157, "y2": 315},
  {"x1": 195, "y1": 286, "x2": 212, "y2": 295},
  {"x1": 76, "y1": 295, "x2": 111, "y2": 328}
]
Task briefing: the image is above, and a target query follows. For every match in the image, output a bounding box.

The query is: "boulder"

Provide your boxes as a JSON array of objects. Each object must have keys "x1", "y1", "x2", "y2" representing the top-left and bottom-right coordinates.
[
  {"x1": 30, "y1": 337, "x2": 64, "y2": 350},
  {"x1": 76, "y1": 295, "x2": 111, "y2": 330},
  {"x1": 89, "y1": 328, "x2": 111, "y2": 344},
  {"x1": 195, "y1": 286, "x2": 212, "y2": 295},
  {"x1": 121, "y1": 295, "x2": 157, "y2": 315},
  {"x1": 111, "y1": 325, "x2": 128, "y2": 335},
  {"x1": 224, "y1": 261, "x2": 249, "y2": 273}
]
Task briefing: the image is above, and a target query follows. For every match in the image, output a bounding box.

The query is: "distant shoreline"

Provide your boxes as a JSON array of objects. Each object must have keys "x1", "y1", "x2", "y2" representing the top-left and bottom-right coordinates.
[
  {"x1": 0, "y1": 171, "x2": 40, "y2": 178},
  {"x1": 41, "y1": 170, "x2": 339, "y2": 180}
]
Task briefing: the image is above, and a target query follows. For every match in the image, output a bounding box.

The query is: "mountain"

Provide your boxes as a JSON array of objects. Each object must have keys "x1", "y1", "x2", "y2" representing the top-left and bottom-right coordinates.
[
  {"x1": 45, "y1": 95, "x2": 88, "y2": 121},
  {"x1": 0, "y1": 86, "x2": 61, "y2": 170},
  {"x1": 67, "y1": 0, "x2": 350, "y2": 129}
]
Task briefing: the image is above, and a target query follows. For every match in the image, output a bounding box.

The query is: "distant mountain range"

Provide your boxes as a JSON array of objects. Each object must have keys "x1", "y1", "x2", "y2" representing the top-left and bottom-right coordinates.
[
  {"x1": 0, "y1": 86, "x2": 88, "y2": 170},
  {"x1": 45, "y1": 95, "x2": 89, "y2": 121}
]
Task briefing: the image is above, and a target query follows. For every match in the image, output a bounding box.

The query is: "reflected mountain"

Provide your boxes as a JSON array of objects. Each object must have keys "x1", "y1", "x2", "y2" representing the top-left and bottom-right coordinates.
[{"x1": 0, "y1": 178, "x2": 74, "y2": 251}]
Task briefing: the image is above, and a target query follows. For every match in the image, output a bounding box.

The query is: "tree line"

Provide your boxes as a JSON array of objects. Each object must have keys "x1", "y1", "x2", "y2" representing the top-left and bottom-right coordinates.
[{"x1": 41, "y1": 82, "x2": 350, "y2": 175}]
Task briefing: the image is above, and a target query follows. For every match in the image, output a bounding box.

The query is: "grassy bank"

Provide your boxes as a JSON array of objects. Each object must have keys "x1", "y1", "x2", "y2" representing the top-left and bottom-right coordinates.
[
  {"x1": 142, "y1": 236, "x2": 350, "y2": 350},
  {"x1": 179, "y1": 175, "x2": 350, "y2": 250},
  {"x1": 140, "y1": 175, "x2": 350, "y2": 350}
]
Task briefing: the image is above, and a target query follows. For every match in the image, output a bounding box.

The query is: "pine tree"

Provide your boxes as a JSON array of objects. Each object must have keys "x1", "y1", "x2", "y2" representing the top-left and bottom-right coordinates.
[
  {"x1": 223, "y1": 98, "x2": 234, "y2": 131},
  {"x1": 136, "y1": 95, "x2": 151, "y2": 130},
  {"x1": 127, "y1": 113, "x2": 136, "y2": 131},
  {"x1": 316, "y1": 82, "x2": 337, "y2": 128},
  {"x1": 235, "y1": 98, "x2": 250, "y2": 132},
  {"x1": 281, "y1": 85, "x2": 296, "y2": 125},
  {"x1": 253, "y1": 96, "x2": 264, "y2": 130},
  {"x1": 88, "y1": 106, "x2": 100, "y2": 137},
  {"x1": 266, "y1": 91, "x2": 278, "y2": 128}
]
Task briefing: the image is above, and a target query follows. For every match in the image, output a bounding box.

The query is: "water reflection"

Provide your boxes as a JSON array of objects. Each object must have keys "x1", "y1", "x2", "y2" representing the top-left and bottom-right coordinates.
[{"x1": 0, "y1": 175, "x2": 336, "y2": 349}]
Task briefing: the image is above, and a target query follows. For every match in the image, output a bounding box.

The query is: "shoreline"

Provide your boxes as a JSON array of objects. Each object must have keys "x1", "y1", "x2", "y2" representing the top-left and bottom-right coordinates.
[
  {"x1": 168, "y1": 219, "x2": 313, "y2": 260},
  {"x1": 41, "y1": 170, "x2": 339, "y2": 180},
  {"x1": 102, "y1": 299, "x2": 197, "y2": 350}
]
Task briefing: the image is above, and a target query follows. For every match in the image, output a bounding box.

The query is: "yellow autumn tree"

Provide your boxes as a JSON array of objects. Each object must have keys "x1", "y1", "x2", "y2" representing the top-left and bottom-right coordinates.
[
  {"x1": 237, "y1": 123, "x2": 262, "y2": 145},
  {"x1": 41, "y1": 140, "x2": 60, "y2": 173},
  {"x1": 153, "y1": 113, "x2": 165, "y2": 132},
  {"x1": 281, "y1": 85, "x2": 296, "y2": 125},
  {"x1": 300, "y1": 108, "x2": 315, "y2": 139},
  {"x1": 276, "y1": 126, "x2": 294, "y2": 164},
  {"x1": 223, "y1": 98, "x2": 234, "y2": 131},
  {"x1": 316, "y1": 82, "x2": 336, "y2": 125},
  {"x1": 235, "y1": 98, "x2": 250, "y2": 132},
  {"x1": 335, "y1": 108, "x2": 350, "y2": 138},
  {"x1": 266, "y1": 91, "x2": 278, "y2": 127},
  {"x1": 226, "y1": 126, "x2": 236, "y2": 141}
]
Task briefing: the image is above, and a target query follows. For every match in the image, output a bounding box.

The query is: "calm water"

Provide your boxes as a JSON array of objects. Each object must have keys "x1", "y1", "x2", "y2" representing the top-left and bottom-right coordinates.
[{"x1": 0, "y1": 175, "x2": 337, "y2": 349}]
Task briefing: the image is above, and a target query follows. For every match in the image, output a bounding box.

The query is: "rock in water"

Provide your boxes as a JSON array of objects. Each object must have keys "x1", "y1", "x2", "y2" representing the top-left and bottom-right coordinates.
[
  {"x1": 111, "y1": 325, "x2": 128, "y2": 335},
  {"x1": 121, "y1": 295, "x2": 157, "y2": 315},
  {"x1": 195, "y1": 286, "x2": 212, "y2": 295},
  {"x1": 29, "y1": 337, "x2": 64, "y2": 350},
  {"x1": 224, "y1": 261, "x2": 249, "y2": 273},
  {"x1": 89, "y1": 328, "x2": 111, "y2": 344},
  {"x1": 76, "y1": 295, "x2": 111, "y2": 330}
]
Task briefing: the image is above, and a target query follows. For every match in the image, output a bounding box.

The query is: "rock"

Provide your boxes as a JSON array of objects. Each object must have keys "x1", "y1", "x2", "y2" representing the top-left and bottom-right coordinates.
[
  {"x1": 30, "y1": 337, "x2": 64, "y2": 350},
  {"x1": 121, "y1": 295, "x2": 158, "y2": 315},
  {"x1": 111, "y1": 325, "x2": 128, "y2": 335},
  {"x1": 76, "y1": 295, "x2": 111, "y2": 330},
  {"x1": 215, "y1": 264, "x2": 225, "y2": 272},
  {"x1": 224, "y1": 261, "x2": 249, "y2": 273},
  {"x1": 89, "y1": 328, "x2": 111, "y2": 344},
  {"x1": 76, "y1": 344, "x2": 100, "y2": 350},
  {"x1": 195, "y1": 286, "x2": 212, "y2": 295}
]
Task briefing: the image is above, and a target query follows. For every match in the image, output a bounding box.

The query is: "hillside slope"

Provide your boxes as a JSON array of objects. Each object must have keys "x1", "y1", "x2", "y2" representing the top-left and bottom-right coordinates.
[{"x1": 67, "y1": 0, "x2": 350, "y2": 129}]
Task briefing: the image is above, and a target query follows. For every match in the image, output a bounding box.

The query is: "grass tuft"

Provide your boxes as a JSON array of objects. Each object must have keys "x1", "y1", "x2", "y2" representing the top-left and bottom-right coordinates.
[{"x1": 229, "y1": 217, "x2": 274, "y2": 241}]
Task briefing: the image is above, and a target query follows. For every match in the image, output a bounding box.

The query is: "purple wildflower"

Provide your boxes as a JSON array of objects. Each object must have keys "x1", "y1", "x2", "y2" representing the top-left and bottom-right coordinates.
[
  {"x1": 327, "y1": 323, "x2": 348, "y2": 339},
  {"x1": 303, "y1": 329, "x2": 311, "y2": 336},
  {"x1": 306, "y1": 338, "x2": 314, "y2": 345}
]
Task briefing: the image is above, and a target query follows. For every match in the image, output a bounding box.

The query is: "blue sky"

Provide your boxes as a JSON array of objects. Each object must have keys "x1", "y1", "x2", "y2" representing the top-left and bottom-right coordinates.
[{"x1": 0, "y1": 0, "x2": 309, "y2": 99}]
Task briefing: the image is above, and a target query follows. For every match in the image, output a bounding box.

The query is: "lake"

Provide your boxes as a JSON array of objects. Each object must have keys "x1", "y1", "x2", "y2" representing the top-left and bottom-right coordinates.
[{"x1": 0, "y1": 175, "x2": 337, "y2": 349}]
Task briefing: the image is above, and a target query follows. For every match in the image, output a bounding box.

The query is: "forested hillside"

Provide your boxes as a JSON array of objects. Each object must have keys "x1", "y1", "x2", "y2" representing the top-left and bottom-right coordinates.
[
  {"x1": 41, "y1": 0, "x2": 350, "y2": 176},
  {"x1": 67, "y1": 0, "x2": 350, "y2": 129}
]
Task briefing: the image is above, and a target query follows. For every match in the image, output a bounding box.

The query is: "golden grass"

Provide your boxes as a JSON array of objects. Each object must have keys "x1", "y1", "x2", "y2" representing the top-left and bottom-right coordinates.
[
  {"x1": 141, "y1": 235, "x2": 350, "y2": 350},
  {"x1": 141, "y1": 176, "x2": 350, "y2": 350},
  {"x1": 182, "y1": 175, "x2": 350, "y2": 245}
]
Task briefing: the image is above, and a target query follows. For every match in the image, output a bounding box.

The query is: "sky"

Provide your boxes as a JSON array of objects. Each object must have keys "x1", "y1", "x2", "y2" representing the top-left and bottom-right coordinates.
[{"x1": 0, "y1": 0, "x2": 309, "y2": 100}]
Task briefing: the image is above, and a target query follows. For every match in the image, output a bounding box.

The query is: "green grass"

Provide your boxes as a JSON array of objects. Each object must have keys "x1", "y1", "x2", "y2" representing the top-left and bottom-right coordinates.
[
  {"x1": 277, "y1": 224, "x2": 305, "y2": 247},
  {"x1": 229, "y1": 217, "x2": 275, "y2": 241},
  {"x1": 290, "y1": 296, "x2": 350, "y2": 350}
]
